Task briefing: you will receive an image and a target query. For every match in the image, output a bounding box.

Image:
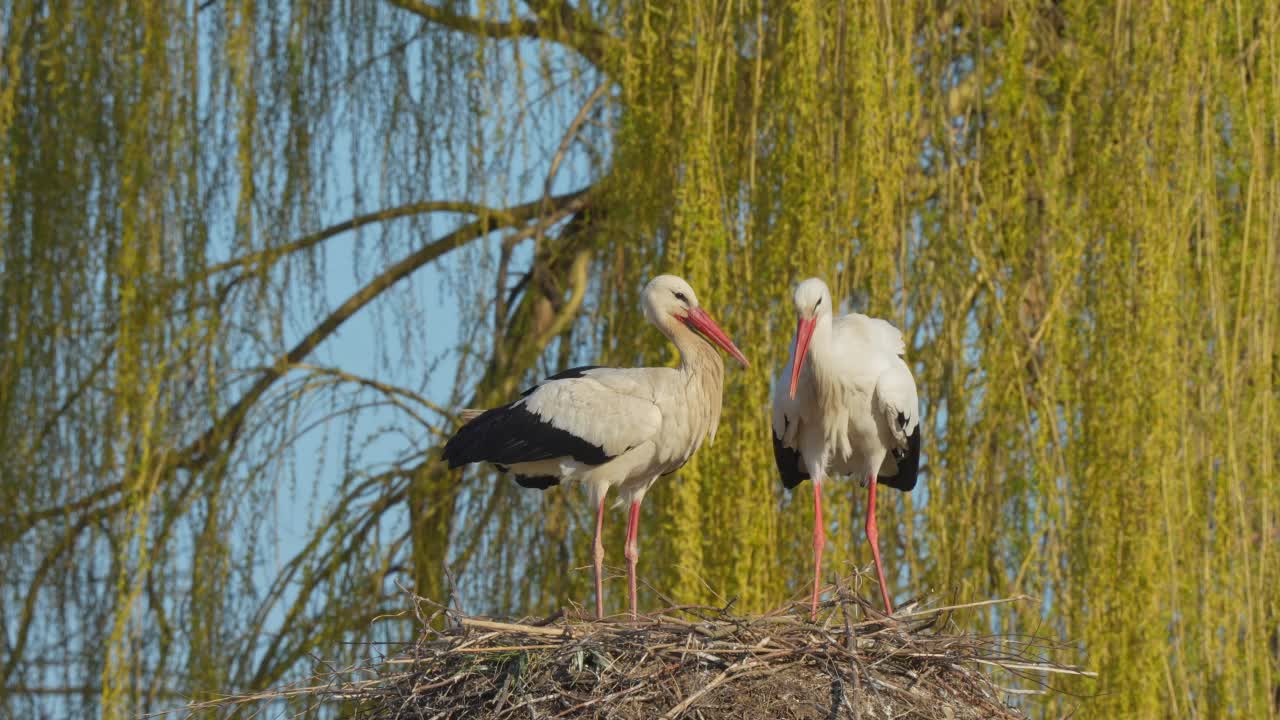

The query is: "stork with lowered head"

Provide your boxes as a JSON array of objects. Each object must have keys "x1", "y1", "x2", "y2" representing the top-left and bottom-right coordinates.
[{"x1": 772, "y1": 278, "x2": 922, "y2": 617}]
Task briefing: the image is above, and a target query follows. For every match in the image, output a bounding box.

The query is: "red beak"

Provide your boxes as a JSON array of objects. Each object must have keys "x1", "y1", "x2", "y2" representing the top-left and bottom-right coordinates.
[
  {"x1": 788, "y1": 316, "x2": 816, "y2": 399},
  {"x1": 682, "y1": 307, "x2": 750, "y2": 367}
]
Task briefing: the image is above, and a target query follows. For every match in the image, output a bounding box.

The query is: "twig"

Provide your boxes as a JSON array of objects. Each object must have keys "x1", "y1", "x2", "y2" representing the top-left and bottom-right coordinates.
[
  {"x1": 460, "y1": 618, "x2": 576, "y2": 637},
  {"x1": 970, "y1": 658, "x2": 1098, "y2": 678},
  {"x1": 451, "y1": 644, "x2": 561, "y2": 654},
  {"x1": 892, "y1": 595, "x2": 1033, "y2": 620}
]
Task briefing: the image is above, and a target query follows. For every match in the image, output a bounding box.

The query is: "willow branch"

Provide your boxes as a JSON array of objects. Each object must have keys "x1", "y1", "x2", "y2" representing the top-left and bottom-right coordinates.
[
  {"x1": 388, "y1": 0, "x2": 610, "y2": 69},
  {"x1": 178, "y1": 187, "x2": 593, "y2": 471},
  {"x1": 11, "y1": 189, "x2": 594, "y2": 540},
  {"x1": 390, "y1": 0, "x2": 530, "y2": 38},
  {"x1": 544, "y1": 79, "x2": 610, "y2": 204},
  {"x1": 247, "y1": 487, "x2": 408, "y2": 690},
  {"x1": 193, "y1": 200, "x2": 512, "y2": 284},
  {"x1": 241, "y1": 471, "x2": 407, "y2": 640},
  {"x1": 33, "y1": 338, "x2": 114, "y2": 450},
  {"x1": 293, "y1": 363, "x2": 457, "y2": 421},
  {"x1": 497, "y1": 250, "x2": 591, "y2": 399},
  {"x1": 9, "y1": 481, "x2": 130, "y2": 541},
  {"x1": 1, "y1": 513, "x2": 93, "y2": 686},
  {"x1": 292, "y1": 363, "x2": 453, "y2": 436}
]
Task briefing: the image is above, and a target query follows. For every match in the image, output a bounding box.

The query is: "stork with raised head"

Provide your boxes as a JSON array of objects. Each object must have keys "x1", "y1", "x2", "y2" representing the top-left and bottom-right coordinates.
[
  {"x1": 772, "y1": 278, "x2": 921, "y2": 618},
  {"x1": 443, "y1": 275, "x2": 749, "y2": 620}
]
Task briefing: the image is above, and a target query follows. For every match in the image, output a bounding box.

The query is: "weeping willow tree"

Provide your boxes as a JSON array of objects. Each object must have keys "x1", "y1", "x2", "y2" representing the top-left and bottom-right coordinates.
[{"x1": 1, "y1": 1, "x2": 1277, "y2": 718}]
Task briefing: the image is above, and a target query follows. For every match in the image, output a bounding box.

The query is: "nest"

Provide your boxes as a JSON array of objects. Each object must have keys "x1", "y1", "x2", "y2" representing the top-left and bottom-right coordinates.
[{"x1": 159, "y1": 580, "x2": 1094, "y2": 719}]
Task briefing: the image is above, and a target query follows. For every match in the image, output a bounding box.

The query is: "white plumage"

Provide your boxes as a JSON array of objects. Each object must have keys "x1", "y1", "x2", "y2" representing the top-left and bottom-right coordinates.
[
  {"x1": 521, "y1": 370, "x2": 664, "y2": 461},
  {"x1": 444, "y1": 275, "x2": 748, "y2": 619},
  {"x1": 772, "y1": 278, "x2": 921, "y2": 617}
]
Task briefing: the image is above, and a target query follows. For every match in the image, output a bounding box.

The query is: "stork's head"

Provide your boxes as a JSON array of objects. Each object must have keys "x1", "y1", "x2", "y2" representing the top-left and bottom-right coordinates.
[
  {"x1": 788, "y1": 277, "x2": 833, "y2": 399},
  {"x1": 643, "y1": 275, "x2": 749, "y2": 367}
]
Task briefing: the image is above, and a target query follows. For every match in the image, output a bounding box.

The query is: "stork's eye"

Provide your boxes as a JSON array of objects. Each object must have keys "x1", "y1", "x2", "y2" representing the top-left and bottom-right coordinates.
[
  {"x1": 674, "y1": 291, "x2": 689, "y2": 305},
  {"x1": 814, "y1": 297, "x2": 822, "y2": 311}
]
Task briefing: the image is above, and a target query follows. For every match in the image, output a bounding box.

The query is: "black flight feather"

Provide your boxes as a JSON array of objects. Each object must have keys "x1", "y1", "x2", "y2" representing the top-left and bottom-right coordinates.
[
  {"x1": 773, "y1": 430, "x2": 810, "y2": 490},
  {"x1": 488, "y1": 463, "x2": 561, "y2": 490},
  {"x1": 513, "y1": 474, "x2": 560, "y2": 490},
  {"x1": 877, "y1": 425, "x2": 921, "y2": 492},
  {"x1": 442, "y1": 401, "x2": 611, "y2": 469}
]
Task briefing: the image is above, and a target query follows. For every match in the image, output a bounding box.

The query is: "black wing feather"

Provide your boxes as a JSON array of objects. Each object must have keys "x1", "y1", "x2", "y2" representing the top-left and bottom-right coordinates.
[
  {"x1": 442, "y1": 401, "x2": 611, "y2": 469},
  {"x1": 773, "y1": 430, "x2": 810, "y2": 490},
  {"x1": 513, "y1": 474, "x2": 560, "y2": 489},
  {"x1": 519, "y1": 365, "x2": 604, "y2": 396},
  {"x1": 489, "y1": 463, "x2": 561, "y2": 490},
  {"x1": 877, "y1": 425, "x2": 921, "y2": 492}
]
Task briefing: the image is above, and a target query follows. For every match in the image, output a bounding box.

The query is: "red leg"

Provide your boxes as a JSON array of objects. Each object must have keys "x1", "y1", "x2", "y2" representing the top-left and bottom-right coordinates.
[
  {"x1": 593, "y1": 495, "x2": 606, "y2": 619},
  {"x1": 810, "y1": 481, "x2": 825, "y2": 619},
  {"x1": 865, "y1": 475, "x2": 893, "y2": 614},
  {"x1": 624, "y1": 500, "x2": 641, "y2": 621}
]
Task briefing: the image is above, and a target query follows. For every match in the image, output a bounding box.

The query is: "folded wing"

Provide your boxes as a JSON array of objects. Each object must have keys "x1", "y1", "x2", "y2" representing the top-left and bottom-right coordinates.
[
  {"x1": 443, "y1": 366, "x2": 664, "y2": 472},
  {"x1": 771, "y1": 363, "x2": 812, "y2": 489}
]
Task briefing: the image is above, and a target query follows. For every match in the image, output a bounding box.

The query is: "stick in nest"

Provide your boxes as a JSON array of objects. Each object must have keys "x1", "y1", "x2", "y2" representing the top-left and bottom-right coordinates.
[{"x1": 151, "y1": 580, "x2": 1096, "y2": 720}]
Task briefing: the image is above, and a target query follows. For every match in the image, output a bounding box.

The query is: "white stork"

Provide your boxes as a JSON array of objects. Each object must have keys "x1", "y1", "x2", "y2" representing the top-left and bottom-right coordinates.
[
  {"x1": 772, "y1": 278, "x2": 921, "y2": 617},
  {"x1": 443, "y1": 275, "x2": 749, "y2": 619}
]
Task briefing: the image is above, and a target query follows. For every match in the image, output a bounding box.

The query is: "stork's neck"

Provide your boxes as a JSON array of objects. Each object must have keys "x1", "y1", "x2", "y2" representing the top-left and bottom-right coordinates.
[
  {"x1": 667, "y1": 319, "x2": 726, "y2": 439},
  {"x1": 804, "y1": 312, "x2": 835, "y2": 375},
  {"x1": 802, "y1": 312, "x2": 844, "y2": 407},
  {"x1": 802, "y1": 311, "x2": 854, "y2": 459},
  {"x1": 668, "y1": 321, "x2": 722, "y2": 373}
]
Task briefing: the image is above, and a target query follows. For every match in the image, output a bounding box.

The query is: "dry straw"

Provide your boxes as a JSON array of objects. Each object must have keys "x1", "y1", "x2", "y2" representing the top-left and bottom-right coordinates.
[{"x1": 153, "y1": 579, "x2": 1093, "y2": 719}]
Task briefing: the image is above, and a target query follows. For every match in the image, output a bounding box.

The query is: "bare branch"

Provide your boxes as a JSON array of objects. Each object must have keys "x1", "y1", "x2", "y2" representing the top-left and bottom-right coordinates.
[
  {"x1": 498, "y1": 250, "x2": 591, "y2": 398},
  {"x1": 10, "y1": 481, "x2": 129, "y2": 540},
  {"x1": 177, "y1": 187, "x2": 594, "y2": 471},
  {"x1": 388, "y1": 0, "x2": 611, "y2": 69},
  {"x1": 194, "y1": 200, "x2": 515, "y2": 284},
  {"x1": 543, "y1": 80, "x2": 611, "y2": 204}
]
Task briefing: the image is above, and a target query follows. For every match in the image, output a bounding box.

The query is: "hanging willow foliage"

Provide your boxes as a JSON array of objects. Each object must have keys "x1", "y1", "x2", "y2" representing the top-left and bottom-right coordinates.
[{"x1": 1, "y1": 1, "x2": 1277, "y2": 719}]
